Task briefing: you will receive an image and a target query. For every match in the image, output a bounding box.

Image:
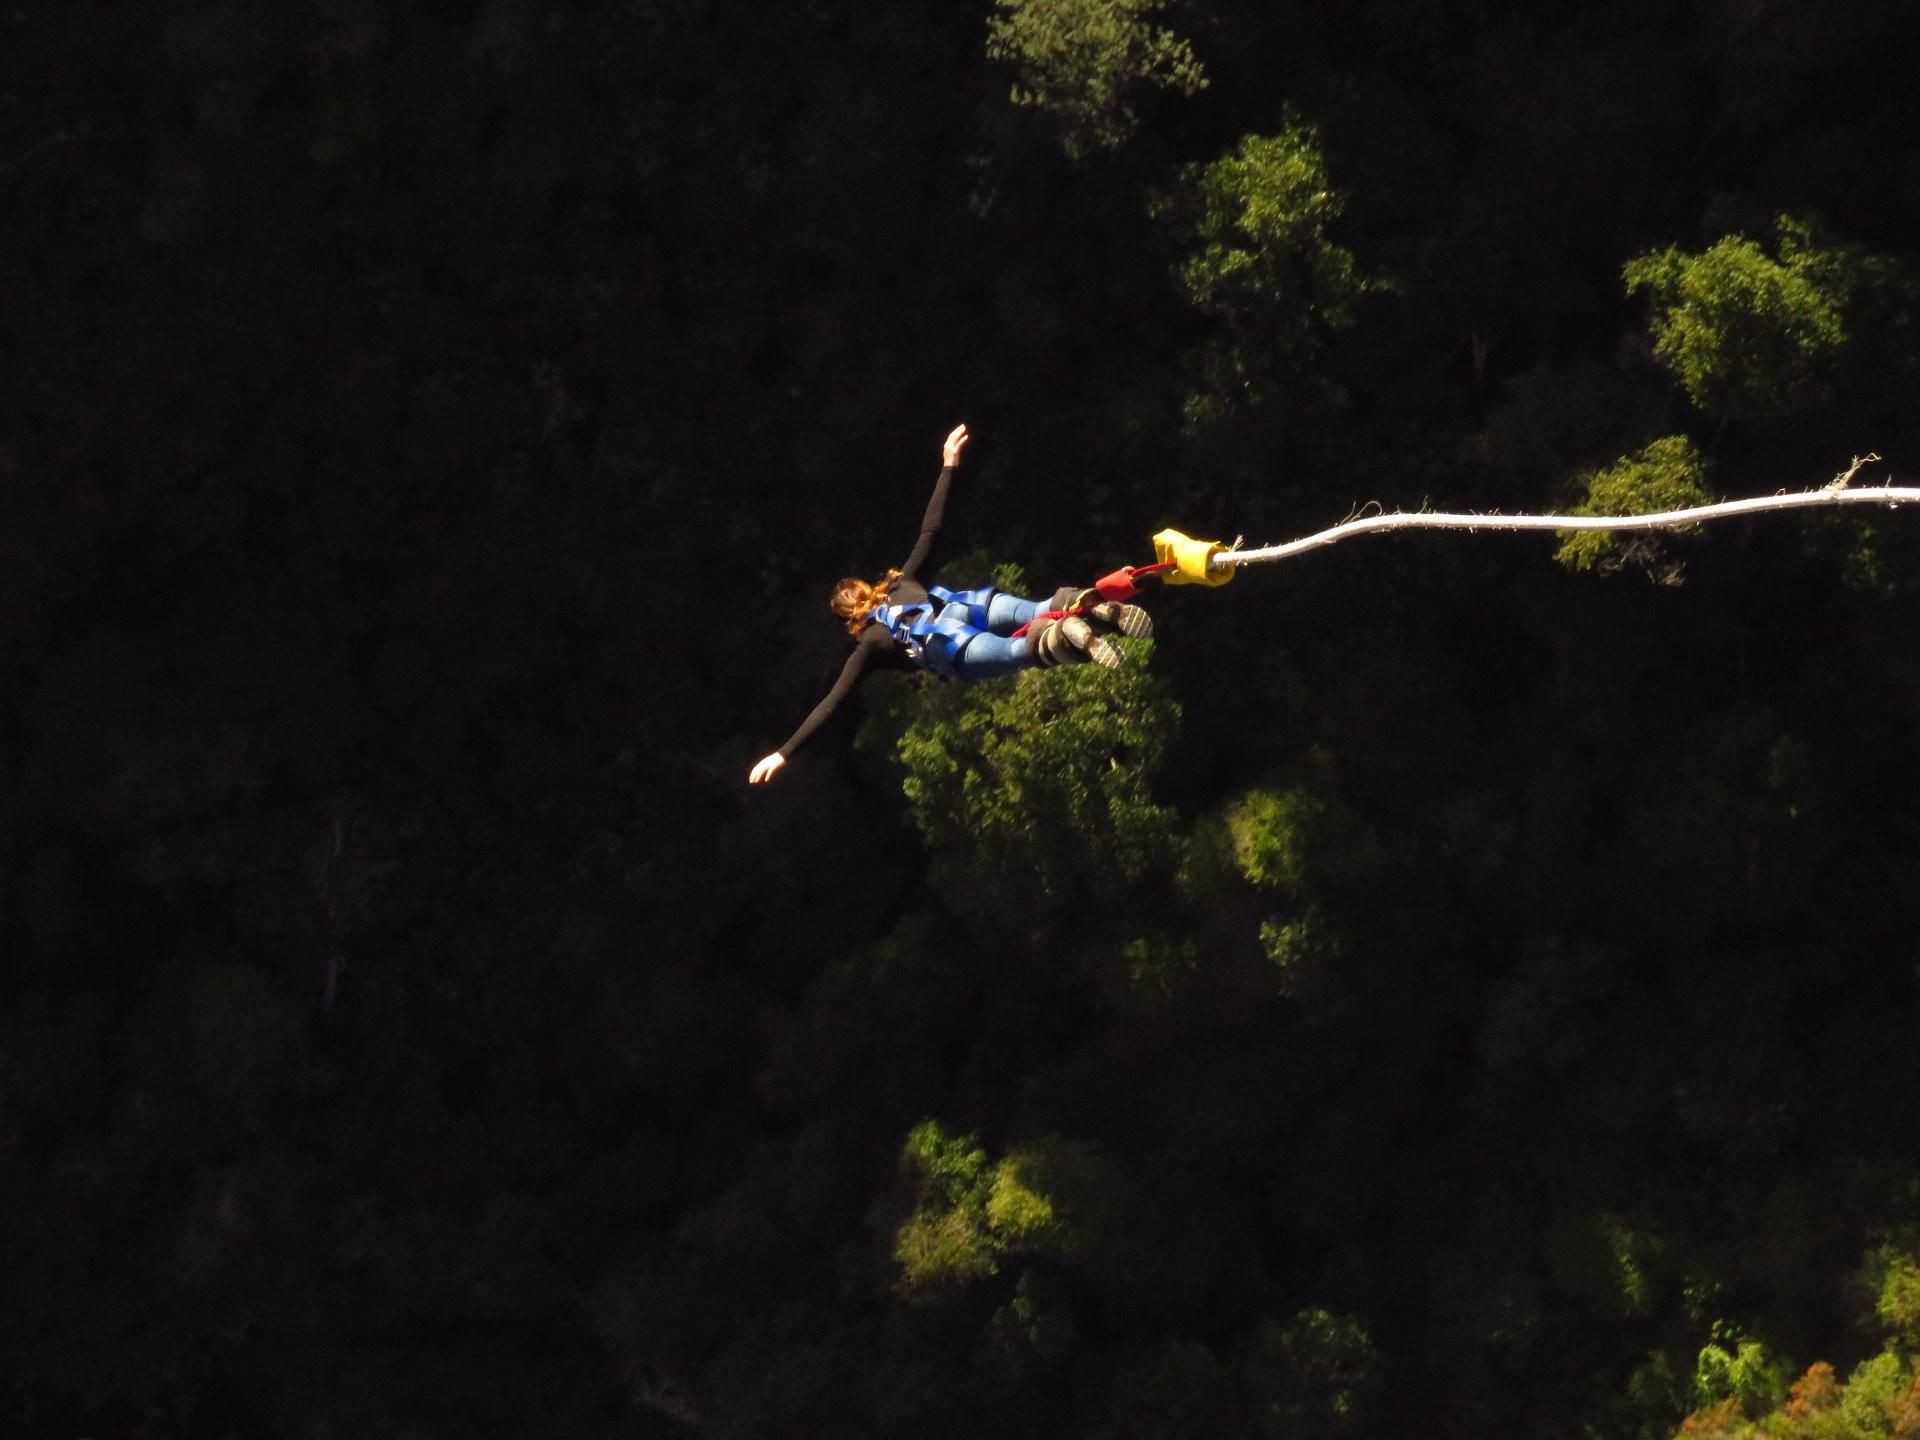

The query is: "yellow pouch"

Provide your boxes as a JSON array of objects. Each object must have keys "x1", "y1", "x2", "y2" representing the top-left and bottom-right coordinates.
[{"x1": 1152, "y1": 529, "x2": 1237, "y2": 586}]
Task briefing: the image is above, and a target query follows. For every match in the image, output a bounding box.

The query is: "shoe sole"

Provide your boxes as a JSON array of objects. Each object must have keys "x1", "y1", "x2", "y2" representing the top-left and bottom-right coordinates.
[
  {"x1": 1056, "y1": 616, "x2": 1121, "y2": 669},
  {"x1": 1090, "y1": 602, "x2": 1154, "y2": 639}
]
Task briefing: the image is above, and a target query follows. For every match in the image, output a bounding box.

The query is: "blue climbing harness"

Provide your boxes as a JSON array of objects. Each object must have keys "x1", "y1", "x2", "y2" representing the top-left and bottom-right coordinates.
[{"x1": 867, "y1": 584, "x2": 997, "y2": 680}]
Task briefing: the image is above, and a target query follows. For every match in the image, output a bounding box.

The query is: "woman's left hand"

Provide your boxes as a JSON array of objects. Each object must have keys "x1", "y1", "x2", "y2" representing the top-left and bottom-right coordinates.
[{"x1": 943, "y1": 423, "x2": 969, "y2": 468}]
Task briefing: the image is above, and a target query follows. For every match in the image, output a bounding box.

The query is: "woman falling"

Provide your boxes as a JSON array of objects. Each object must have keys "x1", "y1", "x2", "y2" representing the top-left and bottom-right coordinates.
[{"x1": 747, "y1": 424, "x2": 1151, "y2": 784}]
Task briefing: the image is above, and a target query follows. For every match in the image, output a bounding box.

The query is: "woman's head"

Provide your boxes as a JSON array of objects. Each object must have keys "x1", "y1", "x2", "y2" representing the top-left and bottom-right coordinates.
[{"x1": 831, "y1": 570, "x2": 899, "y2": 633}]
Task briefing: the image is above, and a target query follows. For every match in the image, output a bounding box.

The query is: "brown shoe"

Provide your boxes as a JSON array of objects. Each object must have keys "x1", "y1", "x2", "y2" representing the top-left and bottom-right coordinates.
[
  {"x1": 1031, "y1": 613, "x2": 1120, "y2": 668},
  {"x1": 1087, "y1": 600, "x2": 1153, "y2": 639},
  {"x1": 1059, "y1": 586, "x2": 1153, "y2": 640}
]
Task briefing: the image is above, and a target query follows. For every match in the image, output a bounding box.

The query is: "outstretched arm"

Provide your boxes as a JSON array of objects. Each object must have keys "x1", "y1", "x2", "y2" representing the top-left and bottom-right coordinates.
[
  {"x1": 752, "y1": 425, "x2": 968, "y2": 786},
  {"x1": 898, "y1": 423, "x2": 969, "y2": 579},
  {"x1": 747, "y1": 643, "x2": 875, "y2": 784}
]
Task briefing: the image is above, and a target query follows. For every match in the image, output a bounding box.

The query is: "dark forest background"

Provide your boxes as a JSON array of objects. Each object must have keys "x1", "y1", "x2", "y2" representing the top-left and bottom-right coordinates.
[{"x1": 5, "y1": 1, "x2": 1920, "y2": 1436}]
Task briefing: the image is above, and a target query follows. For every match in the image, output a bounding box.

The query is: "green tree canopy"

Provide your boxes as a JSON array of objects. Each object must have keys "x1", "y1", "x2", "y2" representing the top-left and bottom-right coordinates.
[
  {"x1": 1554, "y1": 434, "x2": 1717, "y2": 576},
  {"x1": 877, "y1": 625, "x2": 1181, "y2": 925},
  {"x1": 1624, "y1": 217, "x2": 1858, "y2": 422},
  {"x1": 986, "y1": 0, "x2": 1208, "y2": 158},
  {"x1": 1162, "y1": 124, "x2": 1367, "y2": 344}
]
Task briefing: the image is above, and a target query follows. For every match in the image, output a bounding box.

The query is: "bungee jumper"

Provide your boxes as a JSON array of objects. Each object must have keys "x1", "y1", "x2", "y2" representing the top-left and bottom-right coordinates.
[
  {"x1": 748, "y1": 434, "x2": 1920, "y2": 786},
  {"x1": 746, "y1": 424, "x2": 1153, "y2": 785}
]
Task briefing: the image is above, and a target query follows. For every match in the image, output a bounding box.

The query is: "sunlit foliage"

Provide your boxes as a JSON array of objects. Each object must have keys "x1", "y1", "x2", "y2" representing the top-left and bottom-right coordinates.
[
  {"x1": 894, "y1": 1119, "x2": 1000, "y2": 1293},
  {"x1": 1163, "y1": 124, "x2": 1367, "y2": 346},
  {"x1": 1554, "y1": 435, "x2": 1717, "y2": 575},
  {"x1": 1625, "y1": 217, "x2": 1857, "y2": 421},
  {"x1": 1671, "y1": 1249, "x2": 1920, "y2": 1439},
  {"x1": 986, "y1": 0, "x2": 1207, "y2": 158},
  {"x1": 887, "y1": 641, "x2": 1182, "y2": 915}
]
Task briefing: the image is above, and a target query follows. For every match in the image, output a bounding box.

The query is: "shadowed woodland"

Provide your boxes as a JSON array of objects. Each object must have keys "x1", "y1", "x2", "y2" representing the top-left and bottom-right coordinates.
[{"x1": 5, "y1": 1, "x2": 1920, "y2": 1436}]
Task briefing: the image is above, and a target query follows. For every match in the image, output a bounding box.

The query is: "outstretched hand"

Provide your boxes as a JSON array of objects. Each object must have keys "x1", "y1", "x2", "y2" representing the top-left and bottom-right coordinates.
[
  {"x1": 943, "y1": 423, "x2": 969, "y2": 468},
  {"x1": 748, "y1": 752, "x2": 786, "y2": 785}
]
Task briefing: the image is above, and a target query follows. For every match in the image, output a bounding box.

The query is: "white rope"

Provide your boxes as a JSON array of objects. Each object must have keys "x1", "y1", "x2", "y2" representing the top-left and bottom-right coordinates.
[{"x1": 1212, "y1": 483, "x2": 1920, "y2": 572}]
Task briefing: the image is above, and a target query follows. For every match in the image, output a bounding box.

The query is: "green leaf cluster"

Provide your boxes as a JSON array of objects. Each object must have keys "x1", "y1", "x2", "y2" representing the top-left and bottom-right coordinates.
[
  {"x1": 1674, "y1": 1352, "x2": 1920, "y2": 1440},
  {"x1": 1164, "y1": 125, "x2": 1368, "y2": 340},
  {"x1": 1670, "y1": 1249, "x2": 1920, "y2": 1438},
  {"x1": 1692, "y1": 1326, "x2": 1793, "y2": 1416},
  {"x1": 892, "y1": 1121, "x2": 1122, "y2": 1293},
  {"x1": 986, "y1": 0, "x2": 1208, "y2": 158},
  {"x1": 1554, "y1": 435, "x2": 1717, "y2": 575},
  {"x1": 895, "y1": 1120, "x2": 1001, "y2": 1291},
  {"x1": 889, "y1": 643, "x2": 1182, "y2": 916},
  {"x1": 1625, "y1": 218, "x2": 1856, "y2": 421}
]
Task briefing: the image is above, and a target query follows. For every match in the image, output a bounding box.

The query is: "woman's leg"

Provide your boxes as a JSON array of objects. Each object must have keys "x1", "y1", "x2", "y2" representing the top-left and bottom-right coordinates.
[
  {"x1": 984, "y1": 592, "x2": 1051, "y2": 635},
  {"x1": 950, "y1": 632, "x2": 1035, "y2": 681}
]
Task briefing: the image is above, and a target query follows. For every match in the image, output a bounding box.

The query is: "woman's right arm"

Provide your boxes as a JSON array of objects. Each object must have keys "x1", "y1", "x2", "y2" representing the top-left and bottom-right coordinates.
[{"x1": 748, "y1": 643, "x2": 875, "y2": 783}]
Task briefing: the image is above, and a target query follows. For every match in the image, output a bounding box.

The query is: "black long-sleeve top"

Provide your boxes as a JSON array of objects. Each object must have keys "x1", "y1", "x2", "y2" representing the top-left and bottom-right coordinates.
[{"x1": 775, "y1": 464, "x2": 955, "y2": 759}]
